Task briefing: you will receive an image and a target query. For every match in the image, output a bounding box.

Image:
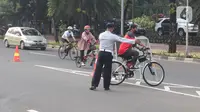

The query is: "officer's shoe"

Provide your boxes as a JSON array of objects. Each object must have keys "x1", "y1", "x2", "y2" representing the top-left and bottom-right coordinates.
[
  {"x1": 89, "y1": 86, "x2": 96, "y2": 90},
  {"x1": 104, "y1": 88, "x2": 110, "y2": 91}
]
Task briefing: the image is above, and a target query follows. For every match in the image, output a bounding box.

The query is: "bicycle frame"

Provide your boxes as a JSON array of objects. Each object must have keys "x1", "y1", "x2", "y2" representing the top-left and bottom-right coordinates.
[
  {"x1": 83, "y1": 50, "x2": 96, "y2": 61},
  {"x1": 112, "y1": 36, "x2": 155, "y2": 79}
]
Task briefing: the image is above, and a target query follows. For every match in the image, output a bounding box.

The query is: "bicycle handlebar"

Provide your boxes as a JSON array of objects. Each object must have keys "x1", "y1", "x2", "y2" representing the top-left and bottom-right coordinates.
[{"x1": 135, "y1": 46, "x2": 150, "y2": 57}]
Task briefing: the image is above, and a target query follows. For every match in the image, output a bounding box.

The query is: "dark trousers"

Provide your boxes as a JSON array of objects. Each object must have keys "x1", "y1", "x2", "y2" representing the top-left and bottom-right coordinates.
[
  {"x1": 122, "y1": 48, "x2": 139, "y2": 64},
  {"x1": 80, "y1": 50, "x2": 92, "y2": 62},
  {"x1": 91, "y1": 51, "x2": 113, "y2": 89}
]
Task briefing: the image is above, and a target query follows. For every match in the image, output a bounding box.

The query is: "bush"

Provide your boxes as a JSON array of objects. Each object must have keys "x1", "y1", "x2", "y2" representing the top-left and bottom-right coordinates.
[
  {"x1": 59, "y1": 23, "x2": 67, "y2": 36},
  {"x1": 132, "y1": 15, "x2": 155, "y2": 30}
]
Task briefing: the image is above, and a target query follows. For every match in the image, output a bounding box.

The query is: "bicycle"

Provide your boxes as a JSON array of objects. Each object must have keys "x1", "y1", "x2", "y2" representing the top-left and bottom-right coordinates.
[
  {"x1": 58, "y1": 41, "x2": 79, "y2": 61},
  {"x1": 75, "y1": 44, "x2": 97, "y2": 68},
  {"x1": 110, "y1": 46, "x2": 165, "y2": 87}
]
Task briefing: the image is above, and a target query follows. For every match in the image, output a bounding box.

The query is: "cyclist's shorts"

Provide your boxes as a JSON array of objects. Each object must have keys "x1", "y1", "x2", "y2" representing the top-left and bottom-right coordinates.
[{"x1": 61, "y1": 38, "x2": 69, "y2": 43}]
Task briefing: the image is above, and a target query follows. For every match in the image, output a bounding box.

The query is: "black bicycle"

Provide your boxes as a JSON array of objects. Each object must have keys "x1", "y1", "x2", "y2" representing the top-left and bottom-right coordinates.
[
  {"x1": 58, "y1": 41, "x2": 78, "y2": 61},
  {"x1": 110, "y1": 46, "x2": 165, "y2": 87}
]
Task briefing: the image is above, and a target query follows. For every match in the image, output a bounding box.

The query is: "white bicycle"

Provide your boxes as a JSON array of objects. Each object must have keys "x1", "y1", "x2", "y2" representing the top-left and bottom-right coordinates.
[{"x1": 111, "y1": 37, "x2": 165, "y2": 87}]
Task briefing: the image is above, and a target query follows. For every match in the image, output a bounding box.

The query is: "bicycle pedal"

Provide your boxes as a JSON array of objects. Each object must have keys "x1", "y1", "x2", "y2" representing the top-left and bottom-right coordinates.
[{"x1": 129, "y1": 67, "x2": 139, "y2": 70}]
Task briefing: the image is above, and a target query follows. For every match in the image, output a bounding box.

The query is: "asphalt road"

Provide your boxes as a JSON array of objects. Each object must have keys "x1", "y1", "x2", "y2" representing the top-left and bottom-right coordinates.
[{"x1": 0, "y1": 40, "x2": 200, "y2": 112}]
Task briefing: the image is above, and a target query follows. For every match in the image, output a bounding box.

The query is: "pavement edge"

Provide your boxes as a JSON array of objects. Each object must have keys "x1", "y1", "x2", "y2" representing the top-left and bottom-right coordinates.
[
  {"x1": 153, "y1": 55, "x2": 200, "y2": 63},
  {"x1": 47, "y1": 45, "x2": 200, "y2": 64}
]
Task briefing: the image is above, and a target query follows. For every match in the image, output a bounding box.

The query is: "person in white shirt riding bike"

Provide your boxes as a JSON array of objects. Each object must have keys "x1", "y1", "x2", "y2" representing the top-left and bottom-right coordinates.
[{"x1": 61, "y1": 26, "x2": 76, "y2": 54}]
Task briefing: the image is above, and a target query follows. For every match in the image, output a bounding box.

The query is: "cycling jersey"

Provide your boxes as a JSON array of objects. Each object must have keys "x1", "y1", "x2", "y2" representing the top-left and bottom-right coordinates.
[
  {"x1": 118, "y1": 31, "x2": 136, "y2": 55},
  {"x1": 61, "y1": 30, "x2": 76, "y2": 42}
]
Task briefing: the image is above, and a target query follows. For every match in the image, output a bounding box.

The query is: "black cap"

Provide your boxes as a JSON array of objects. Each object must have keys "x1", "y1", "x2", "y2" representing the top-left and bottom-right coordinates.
[{"x1": 106, "y1": 22, "x2": 115, "y2": 28}]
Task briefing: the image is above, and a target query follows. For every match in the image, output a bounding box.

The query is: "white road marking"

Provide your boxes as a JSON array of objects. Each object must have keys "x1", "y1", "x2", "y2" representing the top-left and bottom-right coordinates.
[
  {"x1": 129, "y1": 78, "x2": 200, "y2": 89},
  {"x1": 135, "y1": 81, "x2": 141, "y2": 85},
  {"x1": 36, "y1": 64, "x2": 200, "y2": 89},
  {"x1": 196, "y1": 91, "x2": 200, "y2": 96},
  {"x1": 164, "y1": 86, "x2": 171, "y2": 91},
  {"x1": 29, "y1": 52, "x2": 56, "y2": 57},
  {"x1": 35, "y1": 65, "x2": 89, "y2": 77},
  {"x1": 27, "y1": 110, "x2": 39, "y2": 112},
  {"x1": 123, "y1": 82, "x2": 200, "y2": 99},
  {"x1": 35, "y1": 65, "x2": 200, "y2": 99}
]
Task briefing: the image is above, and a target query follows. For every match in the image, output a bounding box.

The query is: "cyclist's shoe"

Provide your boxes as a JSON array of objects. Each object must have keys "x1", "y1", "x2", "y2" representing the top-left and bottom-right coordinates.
[
  {"x1": 128, "y1": 64, "x2": 139, "y2": 70},
  {"x1": 64, "y1": 49, "x2": 69, "y2": 55},
  {"x1": 127, "y1": 71, "x2": 134, "y2": 78},
  {"x1": 81, "y1": 62, "x2": 85, "y2": 66}
]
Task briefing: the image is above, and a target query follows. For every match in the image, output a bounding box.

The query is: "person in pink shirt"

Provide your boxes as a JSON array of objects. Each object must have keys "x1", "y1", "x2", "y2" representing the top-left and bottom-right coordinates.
[{"x1": 77, "y1": 25, "x2": 96, "y2": 66}]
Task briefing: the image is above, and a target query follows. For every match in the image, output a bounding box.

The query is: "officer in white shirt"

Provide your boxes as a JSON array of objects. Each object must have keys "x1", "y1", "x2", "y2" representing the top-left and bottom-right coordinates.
[{"x1": 90, "y1": 23, "x2": 141, "y2": 90}]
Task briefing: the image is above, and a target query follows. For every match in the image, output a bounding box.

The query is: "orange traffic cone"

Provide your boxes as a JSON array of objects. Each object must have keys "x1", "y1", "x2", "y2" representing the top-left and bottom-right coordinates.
[
  {"x1": 91, "y1": 55, "x2": 98, "y2": 77},
  {"x1": 13, "y1": 46, "x2": 21, "y2": 62}
]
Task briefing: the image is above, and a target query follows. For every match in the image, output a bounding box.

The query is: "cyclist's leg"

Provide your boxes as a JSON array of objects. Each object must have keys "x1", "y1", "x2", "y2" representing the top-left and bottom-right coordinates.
[
  {"x1": 61, "y1": 38, "x2": 68, "y2": 52},
  {"x1": 123, "y1": 49, "x2": 139, "y2": 66},
  {"x1": 80, "y1": 50, "x2": 85, "y2": 65},
  {"x1": 86, "y1": 50, "x2": 92, "y2": 55}
]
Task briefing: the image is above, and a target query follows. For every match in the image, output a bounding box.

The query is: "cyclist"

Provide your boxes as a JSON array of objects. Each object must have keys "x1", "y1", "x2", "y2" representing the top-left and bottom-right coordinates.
[
  {"x1": 77, "y1": 25, "x2": 96, "y2": 66},
  {"x1": 118, "y1": 23, "x2": 145, "y2": 69},
  {"x1": 61, "y1": 26, "x2": 76, "y2": 54}
]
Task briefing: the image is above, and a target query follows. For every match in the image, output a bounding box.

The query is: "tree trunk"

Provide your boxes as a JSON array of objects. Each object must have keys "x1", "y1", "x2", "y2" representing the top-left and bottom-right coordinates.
[
  {"x1": 123, "y1": 0, "x2": 131, "y2": 35},
  {"x1": 52, "y1": 18, "x2": 59, "y2": 43},
  {"x1": 168, "y1": 0, "x2": 177, "y2": 53}
]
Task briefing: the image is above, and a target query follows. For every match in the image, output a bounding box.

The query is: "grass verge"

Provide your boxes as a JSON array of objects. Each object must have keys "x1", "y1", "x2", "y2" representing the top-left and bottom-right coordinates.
[
  {"x1": 46, "y1": 41, "x2": 200, "y2": 59},
  {"x1": 0, "y1": 35, "x2": 4, "y2": 40},
  {"x1": 152, "y1": 49, "x2": 200, "y2": 59}
]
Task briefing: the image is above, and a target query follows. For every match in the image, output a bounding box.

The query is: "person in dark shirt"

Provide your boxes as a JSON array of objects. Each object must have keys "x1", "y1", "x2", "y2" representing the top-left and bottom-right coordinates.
[{"x1": 118, "y1": 24, "x2": 145, "y2": 69}]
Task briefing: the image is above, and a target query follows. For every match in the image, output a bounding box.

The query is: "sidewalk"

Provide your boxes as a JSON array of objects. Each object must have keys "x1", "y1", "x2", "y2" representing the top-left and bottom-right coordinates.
[
  {"x1": 151, "y1": 43, "x2": 200, "y2": 52},
  {"x1": 45, "y1": 34, "x2": 200, "y2": 52}
]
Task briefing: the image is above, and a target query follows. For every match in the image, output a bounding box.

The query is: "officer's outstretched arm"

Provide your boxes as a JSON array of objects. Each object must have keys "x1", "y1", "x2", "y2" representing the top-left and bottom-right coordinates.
[{"x1": 114, "y1": 34, "x2": 135, "y2": 44}]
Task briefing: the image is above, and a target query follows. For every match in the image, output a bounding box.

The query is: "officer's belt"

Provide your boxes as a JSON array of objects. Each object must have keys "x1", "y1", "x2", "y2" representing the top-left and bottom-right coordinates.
[{"x1": 99, "y1": 49, "x2": 113, "y2": 55}]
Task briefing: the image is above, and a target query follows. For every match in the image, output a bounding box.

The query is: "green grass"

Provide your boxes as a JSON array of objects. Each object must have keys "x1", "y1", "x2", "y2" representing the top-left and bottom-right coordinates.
[
  {"x1": 46, "y1": 41, "x2": 200, "y2": 59},
  {"x1": 0, "y1": 35, "x2": 4, "y2": 40},
  {"x1": 152, "y1": 49, "x2": 200, "y2": 59},
  {"x1": 47, "y1": 41, "x2": 61, "y2": 46}
]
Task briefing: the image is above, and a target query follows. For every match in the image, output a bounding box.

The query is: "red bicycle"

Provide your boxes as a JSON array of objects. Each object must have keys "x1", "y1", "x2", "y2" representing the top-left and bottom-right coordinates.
[{"x1": 75, "y1": 44, "x2": 97, "y2": 68}]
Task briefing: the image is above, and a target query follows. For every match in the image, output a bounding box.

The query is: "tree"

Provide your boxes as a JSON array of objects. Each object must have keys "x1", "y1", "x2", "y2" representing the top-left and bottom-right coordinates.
[
  {"x1": 190, "y1": 0, "x2": 200, "y2": 25},
  {"x1": 0, "y1": 0, "x2": 21, "y2": 26},
  {"x1": 168, "y1": 0, "x2": 177, "y2": 53},
  {"x1": 47, "y1": 0, "x2": 120, "y2": 41}
]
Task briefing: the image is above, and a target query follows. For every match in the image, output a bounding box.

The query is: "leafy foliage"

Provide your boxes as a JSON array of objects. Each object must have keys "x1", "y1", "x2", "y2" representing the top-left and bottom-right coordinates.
[
  {"x1": 132, "y1": 15, "x2": 155, "y2": 30},
  {"x1": 0, "y1": 0, "x2": 19, "y2": 24}
]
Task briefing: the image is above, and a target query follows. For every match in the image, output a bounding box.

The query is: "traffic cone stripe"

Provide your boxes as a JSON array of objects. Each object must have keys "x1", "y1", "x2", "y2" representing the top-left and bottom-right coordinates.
[
  {"x1": 91, "y1": 55, "x2": 98, "y2": 77},
  {"x1": 13, "y1": 46, "x2": 21, "y2": 62},
  {"x1": 14, "y1": 53, "x2": 19, "y2": 57}
]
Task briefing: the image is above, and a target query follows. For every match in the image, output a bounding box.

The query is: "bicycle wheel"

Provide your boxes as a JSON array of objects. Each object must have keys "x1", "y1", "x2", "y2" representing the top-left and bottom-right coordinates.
[
  {"x1": 142, "y1": 61, "x2": 165, "y2": 86},
  {"x1": 90, "y1": 57, "x2": 96, "y2": 67},
  {"x1": 75, "y1": 56, "x2": 82, "y2": 68},
  {"x1": 58, "y1": 45, "x2": 67, "y2": 59},
  {"x1": 69, "y1": 47, "x2": 78, "y2": 61},
  {"x1": 110, "y1": 61, "x2": 127, "y2": 85}
]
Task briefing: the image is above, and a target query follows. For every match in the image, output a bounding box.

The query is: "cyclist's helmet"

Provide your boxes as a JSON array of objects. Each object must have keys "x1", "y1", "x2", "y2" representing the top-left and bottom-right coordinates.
[
  {"x1": 84, "y1": 25, "x2": 91, "y2": 30},
  {"x1": 128, "y1": 23, "x2": 137, "y2": 30},
  {"x1": 67, "y1": 26, "x2": 73, "y2": 30}
]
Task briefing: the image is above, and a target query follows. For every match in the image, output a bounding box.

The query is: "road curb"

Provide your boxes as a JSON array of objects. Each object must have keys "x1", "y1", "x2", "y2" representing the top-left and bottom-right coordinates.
[
  {"x1": 46, "y1": 44, "x2": 200, "y2": 63},
  {"x1": 47, "y1": 45, "x2": 60, "y2": 48},
  {"x1": 153, "y1": 55, "x2": 200, "y2": 63}
]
